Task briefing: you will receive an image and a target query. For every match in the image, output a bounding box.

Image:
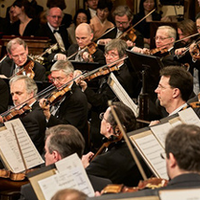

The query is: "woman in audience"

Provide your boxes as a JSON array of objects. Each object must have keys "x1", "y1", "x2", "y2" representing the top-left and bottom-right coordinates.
[
  {"x1": 90, "y1": 0, "x2": 114, "y2": 41},
  {"x1": 8, "y1": 0, "x2": 39, "y2": 36},
  {"x1": 67, "y1": 9, "x2": 90, "y2": 44},
  {"x1": 133, "y1": 0, "x2": 161, "y2": 47}
]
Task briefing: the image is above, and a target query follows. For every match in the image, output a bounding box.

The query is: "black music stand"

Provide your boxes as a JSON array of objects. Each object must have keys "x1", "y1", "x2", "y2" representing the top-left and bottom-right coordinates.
[
  {"x1": 126, "y1": 50, "x2": 164, "y2": 120},
  {"x1": 70, "y1": 61, "x2": 102, "y2": 71}
]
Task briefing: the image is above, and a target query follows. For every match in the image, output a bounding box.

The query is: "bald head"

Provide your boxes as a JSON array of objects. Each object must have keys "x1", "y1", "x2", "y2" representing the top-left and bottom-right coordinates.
[{"x1": 75, "y1": 23, "x2": 93, "y2": 48}]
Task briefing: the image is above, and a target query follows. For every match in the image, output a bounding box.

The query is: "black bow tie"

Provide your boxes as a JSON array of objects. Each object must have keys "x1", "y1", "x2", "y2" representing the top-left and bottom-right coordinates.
[{"x1": 53, "y1": 29, "x2": 60, "y2": 33}]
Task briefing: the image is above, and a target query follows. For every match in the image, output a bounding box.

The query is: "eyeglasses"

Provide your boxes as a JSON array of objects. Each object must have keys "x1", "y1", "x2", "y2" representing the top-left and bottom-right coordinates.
[
  {"x1": 104, "y1": 53, "x2": 119, "y2": 58},
  {"x1": 99, "y1": 112, "x2": 108, "y2": 121},
  {"x1": 115, "y1": 21, "x2": 128, "y2": 26},
  {"x1": 160, "y1": 152, "x2": 166, "y2": 159},
  {"x1": 154, "y1": 36, "x2": 171, "y2": 41}
]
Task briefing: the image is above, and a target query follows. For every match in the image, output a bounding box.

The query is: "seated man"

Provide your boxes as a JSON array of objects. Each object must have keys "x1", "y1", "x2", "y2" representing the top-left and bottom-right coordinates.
[
  {"x1": 0, "y1": 38, "x2": 46, "y2": 81},
  {"x1": 82, "y1": 102, "x2": 151, "y2": 186},
  {"x1": 150, "y1": 66, "x2": 194, "y2": 123},
  {"x1": 39, "y1": 60, "x2": 88, "y2": 148},
  {"x1": 98, "y1": 5, "x2": 144, "y2": 48},
  {"x1": 0, "y1": 75, "x2": 46, "y2": 155},
  {"x1": 76, "y1": 38, "x2": 141, "y2": 149},
  {"x1": 51, "y1": 23, "x2": 105, "y2": 64},
  {"x1": 19, "y1": 124, "x2": 112, "y2": 200}
]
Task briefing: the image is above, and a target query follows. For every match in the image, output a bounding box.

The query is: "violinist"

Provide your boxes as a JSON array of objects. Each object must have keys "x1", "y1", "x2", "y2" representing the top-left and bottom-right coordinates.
[
  {"x1": 52, "y1": 23, "x2": 105, "y2": 64},
  {"x1": 82, "y1": 102, "x2": 150, "y2": 186},
  {"x1": 39, "y1": 60, "x2": 89, "y2": 149},
  {"x1": 0, "y1": 75, "x2": 46, "y2": 155},
  {"x1": 76, "y1": 39, "x2": 141, "y2": 150},
  {"x1": 19, "y1": 124, "x2": 112, "y2": 200},
  {"x1": 97, "y1": 5, "x2": 144, "y2": 48},
  {"x1": 175, "y1": 14, "x2": 200, "y2": 95},
  {"x1": 0, "y1": 37, "x2": 46, "y2": 81}
]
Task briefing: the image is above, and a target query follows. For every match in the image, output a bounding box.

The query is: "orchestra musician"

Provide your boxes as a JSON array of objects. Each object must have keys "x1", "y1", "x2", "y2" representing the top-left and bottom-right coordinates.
[
  {"x1": 19, "y1": 124, "x2": 112, "y2": 200},
  {"x1": 97, "y1": 5, "x2": 144, "y2": 48},
  {"x1": 0, "y1": 75, "x2": 46, "y2": 155},
  {"x1": 51, "y1": 23, "x2": 105, "y2": 64},
  {"x1": 150, "y1": 66, "x2": 194, "y2": 125},
  {"x1": 82, "y1": 102, "x2": 151, "y2": 186},
  {"x1": 76, "y1": 38, "x2": 141, "y2": 150},
  {"x1": 39, "y1": 60, "x2": 89, "y2": 149},
  {"x1": 0, "y1": 37, "x2": 46, "y2": 81}
]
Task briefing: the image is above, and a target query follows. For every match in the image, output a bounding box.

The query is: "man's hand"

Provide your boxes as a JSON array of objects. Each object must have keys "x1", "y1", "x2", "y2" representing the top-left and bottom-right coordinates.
[
  {"x1": 81, "y1": 151, "x2": 94, "y2": 168},
  {"x1": 55, "y1": 53, "x2": 67, "y2": 61},
  {"x1": 39, "y1": 98, "x2": 51, "y2": 120}
]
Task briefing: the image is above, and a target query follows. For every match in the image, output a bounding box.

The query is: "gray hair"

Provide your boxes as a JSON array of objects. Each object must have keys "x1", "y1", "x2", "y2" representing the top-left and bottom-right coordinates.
[
  {"x1": 6, "y1": 37, "x2": 27, "y2": 55},
  {"x1": 46, "y1": 7, "x2": 64, "y2": 18},
  {"x1": 45, "y1": 124, "x2": 85, "y2": 159},
  {"x1": 105, "y1": 39, "x2": 127, "y2": 58},
  {"x1": 157, "y1": 26, "x2": 177, "y2": 40},
  {"x1": 50, "y1": 60, "x2": 74, "y2": 76},
  {"x1": 9, "y1": 75, "x2": 38, "y2": 95}
]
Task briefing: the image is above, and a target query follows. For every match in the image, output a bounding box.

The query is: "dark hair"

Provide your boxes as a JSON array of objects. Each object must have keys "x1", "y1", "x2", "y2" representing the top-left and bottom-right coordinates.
[
  {"x1": 73, "y1": 9, "x2": 90, "y2": 25},
  {"x1": 165, "y1": 124, "x2": 200, "y2": 172},
  {"x1": 139, "y1": 0, "x2": 157, "y2": 15},
  {"x1": 46, "y1": 0, "x2": 66, "y2": 10},
  {"x1": 12, "y1": 0, "x2": 32, "y2": 16},
  {"x1": 160, "y1": 66, "x2": 193, "y2": 101},
  {"x1": 46, "y1": 124, "x2": 85, "y2": 159},
  {"x1": 107, "y1": 102, "x2": 136, "y2": 133},
  {"x1": 97, "y1": 0, "x2": 113, "y2": 12},
  {"x1": 177, "y1": 19, "x2": 197, "y2": 36},
  {"x1": 196, "y1": 12, "x2": 200, "y2": 20}
]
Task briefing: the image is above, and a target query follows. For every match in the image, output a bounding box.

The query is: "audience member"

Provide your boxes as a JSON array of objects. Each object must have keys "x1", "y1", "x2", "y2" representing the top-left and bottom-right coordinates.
[
  {"x1": 85, "y1": 0, "x2": 99, "y2": 19},
  {"x1": 90, "y1": 0, "x2": 114, "y2": 41}
]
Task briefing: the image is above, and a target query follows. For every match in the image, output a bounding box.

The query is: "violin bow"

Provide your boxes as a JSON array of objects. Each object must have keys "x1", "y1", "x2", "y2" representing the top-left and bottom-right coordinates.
[
  {"x1": 119, "y1": 8, "x2": 156, "y2": 39},
  {"x1": 108, "y1": 100, "x2": 147, "y2": 180}
]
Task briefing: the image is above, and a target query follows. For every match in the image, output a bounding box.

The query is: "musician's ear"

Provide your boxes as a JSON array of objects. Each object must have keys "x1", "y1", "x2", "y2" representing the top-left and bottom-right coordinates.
[
  {"x1": 53, "y1": 150, "x2": 62, "y2": 162},
  {"x1": 8, "y1": 53, "x2": 12, "y2": 59},
  {"x1": 114, "y1": 125, "x2": 121, "y2": 136}
]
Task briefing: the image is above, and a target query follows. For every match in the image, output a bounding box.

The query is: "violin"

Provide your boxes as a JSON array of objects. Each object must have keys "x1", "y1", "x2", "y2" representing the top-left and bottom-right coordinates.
[
  {"x1": 189, "y1": 41, "x2": 200, "y2": 61},
  {"x1": 101, "y1": 177, "x2": 169, "y2": 194},
  {"x1": 12, "y1": 60, "x2": 35, "y2": 79},
  {"x1": 1, "y1": 104, "x2": 32, "y2": 122},
  {"x1": 149, "y1": 47, "x2": 169, "y2": 56},
  {"x1": 119, "y1": 27, "x2": 137, "y2": 43},
  {"x1": 45, "y1": 85, "x2": 71, "y2": 105}
]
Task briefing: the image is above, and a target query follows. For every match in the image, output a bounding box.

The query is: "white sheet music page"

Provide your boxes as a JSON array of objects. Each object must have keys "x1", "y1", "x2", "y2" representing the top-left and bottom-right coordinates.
[
  {"x1": 38, "y1": 153, "x2": 95, "y2": 200},
  {"x1": 0, "y1": 118, "x2": 44, "y2": 173},
  {"x1": 130, "y1": 130, "x2": 168, "y2": 179},
  {"x1": 107, "y1": 72, "x2": 139, "y2": 117},
  {"x1": 178, "y1": 107, "x2": 200, "y2": 127},
  {"x1": 150, "y1": 122, "x2": 173, "y2": 148},
  {"x1": 159, "y1": 188, "x2": 200, "y2": 200}
]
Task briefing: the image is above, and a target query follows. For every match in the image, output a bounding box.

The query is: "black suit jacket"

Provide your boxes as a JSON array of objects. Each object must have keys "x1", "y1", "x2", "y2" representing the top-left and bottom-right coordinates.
[
  {"x1": 67, "y1": 44, "x2": 106, "y2": 65},
  {"x1": 0, "y1": 56, "x2": 46, "y2": 81},
  {"x1": 0, "y1": 78, "x2": 9, "y2": 113},
  {"x1": 47, "y1": 83, "x2": 88, "y2": 140},
  {"x1": 20, "y1": 102, "x2": 46, "y2": 154},
  {"x1": 36, "y1": 23, "x2": 70, "y2": 51},
  {"x1": 98, "y1": 27, "x2": 144, "y2": 48}
]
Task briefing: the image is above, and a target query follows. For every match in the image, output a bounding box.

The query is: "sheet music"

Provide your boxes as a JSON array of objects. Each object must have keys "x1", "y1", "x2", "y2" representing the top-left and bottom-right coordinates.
[
  {"x1": 130, "y1": 131, "x2": 168, "y2": 179},
  {"x1": 150, "y1": 122, "x2": 173, "y2": 148},
  {"x1": 178, "y1": 107, "x2": 200, "y2": 127},
  {"x1": 0, "y1": 119, "x2": 44, "y2": 173},
  {"x1": 38, "y1": 153, "x2": 95, "y2": 200},
  {"x1": 159, "y1": 188, "x2": 200, "y2": 200},
  {"x1": 108, "y1": 72, "x2": 139, "y2": 117}
]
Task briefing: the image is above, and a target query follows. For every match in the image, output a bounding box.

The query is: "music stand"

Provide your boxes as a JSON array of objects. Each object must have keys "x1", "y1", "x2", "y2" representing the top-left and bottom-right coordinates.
[
  {"x1": 70, "y1": 61, "x2": 102, "y2": 71},
  {"x1": 126, "y1": 50, "x2": 164, "y2": 121}
]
